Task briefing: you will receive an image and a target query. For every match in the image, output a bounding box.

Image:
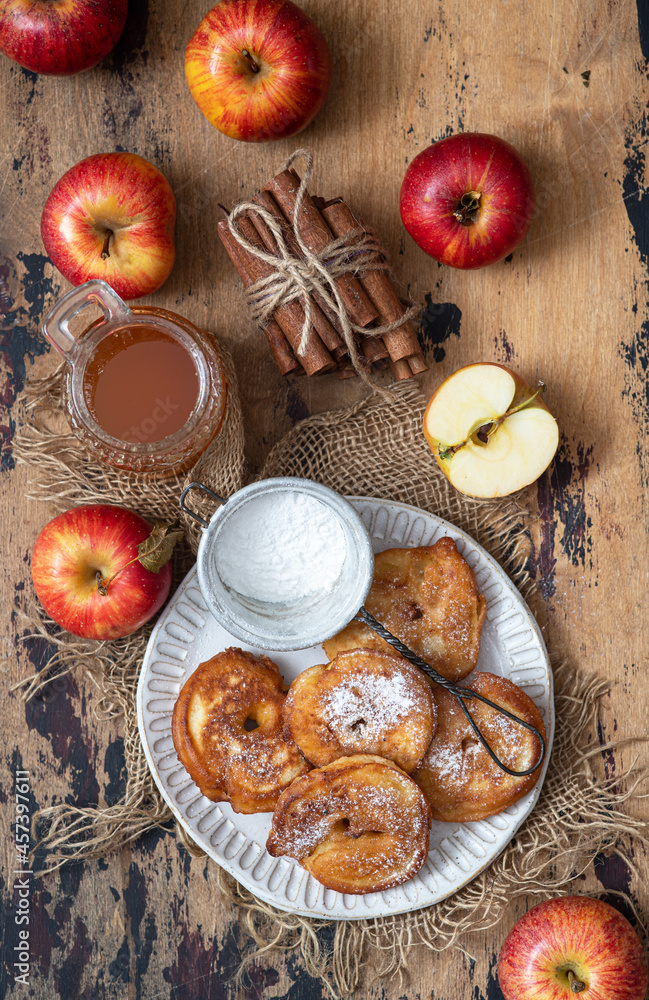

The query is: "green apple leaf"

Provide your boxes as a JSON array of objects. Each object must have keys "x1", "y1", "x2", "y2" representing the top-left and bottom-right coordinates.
[{"x1": 137, "y1": 522, "x2": 183, "y2": 573}]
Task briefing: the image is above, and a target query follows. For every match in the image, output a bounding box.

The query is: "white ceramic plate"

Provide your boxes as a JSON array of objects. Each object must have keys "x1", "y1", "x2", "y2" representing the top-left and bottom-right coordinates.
[{"x1": 137, "y1": 497, "x2": 554, "y2": 920}]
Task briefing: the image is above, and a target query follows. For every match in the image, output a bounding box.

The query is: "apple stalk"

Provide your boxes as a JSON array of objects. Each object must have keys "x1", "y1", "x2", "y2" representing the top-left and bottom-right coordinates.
[
  {"x1": 94, "y1": 522, "x2": 183, "y2": 596},
  {"x1": 100, "y1": 229, "x2": 113, "y2": 260},
  {"x1": 438, "y1": 381, "x2": 547, "y2": 460},
  {"x1": 241, "y1": 49, "x2": 260, "y2": 73},
  {"x1": 567, "y1": 970, "x2": 586, "y2": 994}
]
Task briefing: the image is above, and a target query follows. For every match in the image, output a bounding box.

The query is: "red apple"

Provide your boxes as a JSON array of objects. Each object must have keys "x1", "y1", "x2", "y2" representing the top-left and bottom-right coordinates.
[
  {"x1": 185, "y1": 0, "x2": 332, "y2": 142},
  {"x1": 41, "y1": 152, "x2": 176, "y2": 300},
  {"x1": 0, "y1": 0, "x2": 127, "y2": 76},
  {"x1": 31, "y1": 505, "x2": 178, "y2": 640},
  {"x1": 498, "y1": 896, "x2": 648, "y2": 1000},
  {"x1": 400, "y1": 132, "x2": 535, "y2": 269}
]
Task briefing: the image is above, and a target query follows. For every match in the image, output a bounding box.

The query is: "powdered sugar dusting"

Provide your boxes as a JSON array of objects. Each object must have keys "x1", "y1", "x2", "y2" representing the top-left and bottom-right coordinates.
[
  {"x1": 322, "y1": 671, "x2": 419, "y2": 745},
  {"x1": 423, "y1": 680, "x2": 542, "y2": 787},
  {"x1": 270, "y1": 765, "x2": 429, "y2": 869}
]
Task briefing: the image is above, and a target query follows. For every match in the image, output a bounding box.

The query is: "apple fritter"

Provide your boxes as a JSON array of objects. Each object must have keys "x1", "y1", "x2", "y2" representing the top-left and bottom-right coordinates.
[
  {"x1": 171, "y1": 647, "x2": 310, "y2": 814},
  {"x1": 414, "y1": 672, "x2": 546, "y2": 823},
  {"x1": 266, "y1": 754, "x2": 432, "y2": 894},
  {"x1": 323, "y1": 538, "x2": 487, "y2": 682},
  {"x1": 283, "y1": 648, "x2": 437, "y2": 774}
]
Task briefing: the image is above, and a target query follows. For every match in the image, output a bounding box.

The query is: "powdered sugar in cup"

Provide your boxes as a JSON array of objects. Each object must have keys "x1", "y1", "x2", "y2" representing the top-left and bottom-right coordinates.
[{"x1": 180, "y1": 478, "x2": 374, "y2": 651}]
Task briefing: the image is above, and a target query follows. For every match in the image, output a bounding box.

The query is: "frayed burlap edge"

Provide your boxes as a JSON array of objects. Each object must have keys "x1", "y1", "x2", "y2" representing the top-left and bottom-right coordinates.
[
  {"x1": 12, "y1": 377, "x2": 649, "y2": 997},
  {"x1": 12, "y1": 332, "x2": 245, "y2": 861},
  {"x1": 14, "y1": 601, "x2": 176, "y2": 857}
]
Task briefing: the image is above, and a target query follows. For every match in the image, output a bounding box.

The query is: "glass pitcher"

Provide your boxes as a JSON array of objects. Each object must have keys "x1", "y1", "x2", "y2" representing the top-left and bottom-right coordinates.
[{"x1": 41, "y1": 280, "x2": 228, "y2": 476}]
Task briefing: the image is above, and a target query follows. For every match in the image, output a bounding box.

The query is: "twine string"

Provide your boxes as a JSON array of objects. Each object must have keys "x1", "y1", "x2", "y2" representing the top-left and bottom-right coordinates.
[{"x1": 226, "y1": 148, "x2": 419, "y2": 384}]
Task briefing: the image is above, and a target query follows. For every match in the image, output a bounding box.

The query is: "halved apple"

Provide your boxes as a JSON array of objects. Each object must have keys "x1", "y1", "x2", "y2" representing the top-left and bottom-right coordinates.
[{"x1": 423, "y1": 363, "x2": 559, "y2": 498}]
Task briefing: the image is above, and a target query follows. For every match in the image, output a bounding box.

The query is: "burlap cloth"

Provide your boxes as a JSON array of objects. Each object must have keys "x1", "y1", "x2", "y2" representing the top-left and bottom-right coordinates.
[{"x1": 12, "y1": 365, "x2": 648, "y2": 997}]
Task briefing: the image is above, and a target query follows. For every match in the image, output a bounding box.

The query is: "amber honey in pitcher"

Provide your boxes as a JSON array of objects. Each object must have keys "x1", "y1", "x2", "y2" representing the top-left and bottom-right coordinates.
[
  {"x1": 42, "y1": 280, "x2": 227, "y2": 475},
  {"x1": 83, "y1": 324, "x2": 200, "y2": 444}
]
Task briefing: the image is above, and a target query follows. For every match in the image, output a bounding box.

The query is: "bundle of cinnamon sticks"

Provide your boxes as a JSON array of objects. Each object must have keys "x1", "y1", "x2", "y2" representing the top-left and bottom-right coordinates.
[{"x1": 217, "y1": 165, "x2": 428, "y2": 381}]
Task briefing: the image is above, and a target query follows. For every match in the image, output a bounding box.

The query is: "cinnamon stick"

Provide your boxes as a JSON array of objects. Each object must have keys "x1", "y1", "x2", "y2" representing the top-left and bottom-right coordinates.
[
  {"x1": 407, "y1": 353, "x2": 429, "y2": 375},
  {"x1": 244, "y1": 203, "x2": 347, "y2": 360},
  {"x1": 216, "y1": 222, "x2": 300, "y2": 376},
  {"x1": 253, "y1": 190, "x2": 302, "y2": 257},
  {"x1": 390, "y1": 357, "x2": 413, "y2": 381},
  {"x1": 218, "y1": 218, "x2": 334, "y2": 376},
  {"x1": 320, "y1": 201, "x2": 422, "y2": 363},
  {"x1": 361, "y1": 332, "x2": 390, "y2": 363},
  {"x1": 264, "y1": 170, "x2": 380, "y2": 329},
  {"x1": 337, "y1": 361, "x2": 358, "y2": 380}
]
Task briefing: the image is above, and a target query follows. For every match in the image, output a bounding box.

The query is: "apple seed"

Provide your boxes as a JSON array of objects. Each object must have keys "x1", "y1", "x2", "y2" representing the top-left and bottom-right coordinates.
[{"x1": 476, "y1": 422, "x2": 494, "y2": 443}]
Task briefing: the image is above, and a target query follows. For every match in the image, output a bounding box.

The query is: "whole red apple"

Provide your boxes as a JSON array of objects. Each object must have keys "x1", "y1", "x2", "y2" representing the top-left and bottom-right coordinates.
[
  {"x1": 400, "y1": 132, "x2": 535, "y2": 269},
  {"x1": 498, "y1": 896, "x2": 648, "y2": 1000},
  {"x1": 31, "y1": 505, "x2": 177, "y2": 640},
  {"x1": 0, "y1": 0, "x2": 127, "y2": 76},
  {"x1": 185, "y1": 0, "x2": 332, "y2": 142},
  {"x1": 41, "y1": 152, "x2": 176, "y2": 300}
]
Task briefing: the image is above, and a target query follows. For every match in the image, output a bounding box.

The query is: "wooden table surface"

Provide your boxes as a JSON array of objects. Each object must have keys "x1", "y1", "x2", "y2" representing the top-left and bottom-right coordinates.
[{"x1": 2, "y1": 0, "x2": 649, "y2": 996}]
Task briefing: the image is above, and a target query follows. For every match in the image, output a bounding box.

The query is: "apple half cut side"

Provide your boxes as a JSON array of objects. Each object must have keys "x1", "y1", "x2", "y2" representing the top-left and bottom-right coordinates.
[{"x1": 423, "y1": 363, "x2": 559, "y2": 498}]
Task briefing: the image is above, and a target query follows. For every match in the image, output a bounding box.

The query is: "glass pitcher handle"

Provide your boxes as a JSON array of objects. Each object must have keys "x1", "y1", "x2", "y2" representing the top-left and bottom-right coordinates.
[{"x1": 42, "y1": 279, "x2": 131, "y2": 358}]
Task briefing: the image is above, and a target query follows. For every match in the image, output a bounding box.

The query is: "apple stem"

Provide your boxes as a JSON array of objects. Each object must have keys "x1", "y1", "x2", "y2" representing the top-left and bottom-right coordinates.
[
  {"x1": 477, "y1": 381, "x2": 548, "y2": 443},
  {"x1": 505, "y1": 380, "x2": 547, "y2": 417},
  {"x1": 567, "y1": 970, "x2": 585, "y2": 993},
  {"x1": 98, "y1": 554, "x2": 142, "y2": 593},
  {"x1": 100, "y1": 230, "x2": 113, "y2": 260},
  {"x1": 241, "y1": 49, "x2": 260, "y2": 73},
  {"x1": 453, "y1": 191, "x2": 482, "y2": 225}
]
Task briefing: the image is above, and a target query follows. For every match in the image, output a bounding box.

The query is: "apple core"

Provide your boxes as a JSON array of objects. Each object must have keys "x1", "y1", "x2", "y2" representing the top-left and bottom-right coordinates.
[{"x1": 453, "y1": 190, "x2": 482, "y2": 225}]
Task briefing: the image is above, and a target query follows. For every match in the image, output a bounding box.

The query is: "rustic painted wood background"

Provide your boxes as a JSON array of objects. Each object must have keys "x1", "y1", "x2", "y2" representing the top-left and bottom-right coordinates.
[{"x1": 2, "y1": 0, "x2": 649, "y2": 995}]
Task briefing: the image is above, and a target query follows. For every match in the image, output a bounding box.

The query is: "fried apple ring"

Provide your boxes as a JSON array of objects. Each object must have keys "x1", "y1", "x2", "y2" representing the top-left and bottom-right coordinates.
[
  {"x1": 323, "y1": 538, "x2": 487, "y2": 683},
  {"x1": 283, "y1": 648, "x2": 437, "y2": 773},
  {"x1": 414, "y1": 672, "x2": 547, "y2": 822},
  {"x1": 267, "y1": 754, "x2": 432, "y2": 894},
  {"x1": 171, "y1": 647, "x2": 310, "y2": 813}
]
